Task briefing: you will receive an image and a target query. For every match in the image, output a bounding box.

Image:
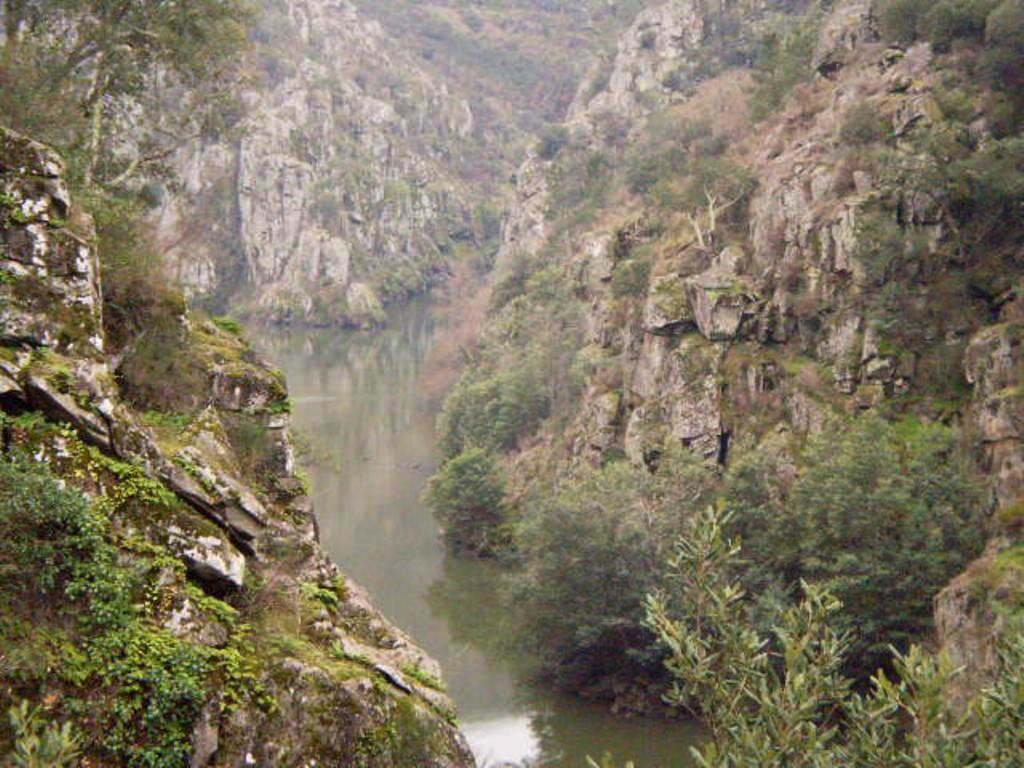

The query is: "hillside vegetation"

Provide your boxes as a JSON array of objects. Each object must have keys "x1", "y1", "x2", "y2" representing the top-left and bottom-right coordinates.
[{"x1": 425, "y1": 0, "x2": 1024, "y2": 746}]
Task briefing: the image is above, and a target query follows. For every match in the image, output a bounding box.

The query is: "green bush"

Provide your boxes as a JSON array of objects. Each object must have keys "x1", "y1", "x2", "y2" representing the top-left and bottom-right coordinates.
[
  {"x1": 924, "y1": 0, "x2": 998, "y2": 50},
  {"x1": 537, "y1": 125, "x2": 570, "y2": 160},
  {"x1": 646, "y1": 505, "x2": 1024, "y2": 766},
  {"x1": 610, "y1": 259, "x2": 652, "y2": 298},
  {"x1": 749, "y1": 10, "x2": 821, "y2": 119},
  {"x1": 840, "y1": 101, "x2": 887, "y2": 145},
  {"x1": 424, "y1": 446, "x2": 507, "y2": 555},
  {"x1": 878, "y1": 0, "x2": 930, "y2": 43},
  {"x1": 5, "y1": 701, "x2": 80, "y2": 768},
  {"x1": 983, "y1": 0, "x2": 1024, "y2": 100},
  {"x1": 725, "y1": 416, "x2": 985, "y2": 680},
  {"x1": 0, "y1": 452, "x2": 265, "y2": 766},
  {"x1": 438, "y1": 365, "x2": 550, "y2": 457},
  {"x1": 513, "y1": 451, "x2": 714, "y2": 692}
]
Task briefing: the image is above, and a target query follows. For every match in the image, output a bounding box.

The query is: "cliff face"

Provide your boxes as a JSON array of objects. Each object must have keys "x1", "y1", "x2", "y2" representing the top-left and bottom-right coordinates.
[
  {"x1": 485, "y1": 0, "x2": 1024, "y2": 699},
  {"x1": 155, "y1": 0, "x2": 480, "y2": 328},
  {"x1": 0, "y1": 129, "x2": 473, "y2": 767}
]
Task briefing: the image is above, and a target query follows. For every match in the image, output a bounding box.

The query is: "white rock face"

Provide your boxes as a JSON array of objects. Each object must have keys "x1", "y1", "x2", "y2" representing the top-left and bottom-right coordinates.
[{"x1": 156, "y1": 0, "x2": 475, "y2": 326}]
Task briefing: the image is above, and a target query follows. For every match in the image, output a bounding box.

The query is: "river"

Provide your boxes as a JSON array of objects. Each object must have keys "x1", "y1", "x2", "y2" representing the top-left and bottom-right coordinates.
[{"x1": 256, "y1": 298, "x2": 703, "y2": 768}]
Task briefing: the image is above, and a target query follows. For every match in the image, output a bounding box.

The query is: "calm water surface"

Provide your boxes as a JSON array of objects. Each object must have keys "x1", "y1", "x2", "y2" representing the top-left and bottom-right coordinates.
[{"x1": 256, "y1": 299, "x2": 703, "y2": 768}]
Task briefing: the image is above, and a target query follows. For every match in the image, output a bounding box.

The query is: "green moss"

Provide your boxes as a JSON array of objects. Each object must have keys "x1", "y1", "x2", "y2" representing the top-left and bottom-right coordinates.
[
  {"x1": 399, "y1": 662, "x2": 447, "y2": 692},
  {"x1": 211, "y1": 315, "x2": 244, "y2": 336},
  {"x1": 995, "y1": 498, "x2": 1024, "y2": 531}
]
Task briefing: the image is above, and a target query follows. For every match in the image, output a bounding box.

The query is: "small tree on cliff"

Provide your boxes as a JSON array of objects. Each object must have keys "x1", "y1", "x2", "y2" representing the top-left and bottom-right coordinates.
[
  {"x1": 424, "y1": 446, "x2": 507, "y2": 556},
  {"x1": 0, "y1": 0, "x2": 250, "y2": 188}
]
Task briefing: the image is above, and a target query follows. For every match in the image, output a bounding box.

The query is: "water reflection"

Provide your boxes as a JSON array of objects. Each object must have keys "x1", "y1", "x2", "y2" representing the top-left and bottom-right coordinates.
[{"x1": 254, "y1": 298, "x2": 703, "y2": 767}]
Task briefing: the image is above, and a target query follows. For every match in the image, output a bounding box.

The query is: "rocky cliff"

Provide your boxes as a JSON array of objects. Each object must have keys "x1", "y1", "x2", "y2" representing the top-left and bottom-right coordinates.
[
  {"x1": 461, "y1": 0, "x2": 1024, "y2": 704},
  {"x1": 154, "y1": 0, "x2": 483, "y2": 328},
  {"x1": 0, "y1": 128, "x2": 474, "y2": 766}
]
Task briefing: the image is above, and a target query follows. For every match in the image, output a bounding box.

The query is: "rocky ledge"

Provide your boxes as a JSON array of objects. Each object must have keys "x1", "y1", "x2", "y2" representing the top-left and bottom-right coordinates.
[{"x1": 0, "y1": 129, "x2": 474, "y2": 766}]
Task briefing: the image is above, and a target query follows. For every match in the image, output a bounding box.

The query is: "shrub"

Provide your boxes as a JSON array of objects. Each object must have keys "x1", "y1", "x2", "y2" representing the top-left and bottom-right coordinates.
[
  {"x1": 0, "y1": 454, "x2": 217, "y2": 766},
  {"x1": 840, "y1": 101, "x2": 887, "y2": 145},
  {"x1": 854, "y1": 209, "x2": 906, "y2": 283},
  {"x1": 647, "y1": 505, "x2": 1024, "y2": 766},
  {"x1": 749, "y1": 10, "x2": 821, "y2": 119},
  {"x1": 924, "y1": 0, "x2": 998, "y2": 50},
  {"x1": 116, "y1": 318, "x2": 210, "y2": 414},
  {"x1": 983, "y1": 0, "x2": 1024, "y2": 98},
  {"x1": 537, "y1": 125, "x2": 570, "y2": 160},
  {"x1": 438, "y1": 364, "x2": 550, "y2": 458},
  {"x1": 725, "y1": 416, "x2": 985, "y2": 680},
  {"x1": 424, "y1": 446, "x2": 507, "y2": 555},
  {"x1": 513, "y1": 451, "x2": 714, "y2": 692},
  {"x1": 6, "y1": 701, "x2": 80, "y2": 768},
  {"x1": 610, "y1": 259, "x2": 652, "y2": 298},
  {"x1": 878, "y1": 0, "x2": 929, "y2": 43}
]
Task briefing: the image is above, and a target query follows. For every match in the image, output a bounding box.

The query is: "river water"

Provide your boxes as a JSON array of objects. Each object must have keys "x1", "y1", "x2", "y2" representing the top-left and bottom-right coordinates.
[{"x1": 256, "y1": 298, "x2": 703, "y2": 768}]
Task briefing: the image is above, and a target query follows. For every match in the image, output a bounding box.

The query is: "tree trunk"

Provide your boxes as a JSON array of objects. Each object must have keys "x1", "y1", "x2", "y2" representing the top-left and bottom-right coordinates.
[
  {"x1": 3, "y1": 0, "x2": 25, "y2": 50},
  {"x1": 83, "y1": 54, "x2": 106, "y2": 187}
]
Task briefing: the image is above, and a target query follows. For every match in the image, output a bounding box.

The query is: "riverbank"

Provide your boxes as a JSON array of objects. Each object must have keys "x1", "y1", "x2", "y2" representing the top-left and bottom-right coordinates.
[{"x1": 254, "y1": 298, "x2": 706, "y2": 767}]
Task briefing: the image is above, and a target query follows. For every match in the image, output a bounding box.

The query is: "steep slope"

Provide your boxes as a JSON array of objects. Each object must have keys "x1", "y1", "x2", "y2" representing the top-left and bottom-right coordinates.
[
  {"x1": 154, "y1": 0, "x2": 487, "y2": 328},
  {"x1": 433, "y1": 0, "x2": 1024, "y2": 707},
  {"x1": 154, "y1": 0, "x2": 674, "y2": 329},
  {"x1": 0, "y1": 129, "x2": 474, "y2": 767}
]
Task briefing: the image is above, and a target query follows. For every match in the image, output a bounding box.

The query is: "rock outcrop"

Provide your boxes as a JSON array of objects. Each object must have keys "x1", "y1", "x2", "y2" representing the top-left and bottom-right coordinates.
[
  {"x1": 485, "y1": 0, "x2": 1024, "y2": 705},
  {"x1": 1, "y1": 128, "x2": 473, "y2": 766},
  {"x1": 155, "y1": 0, "x2": 477, "y2": 328}
]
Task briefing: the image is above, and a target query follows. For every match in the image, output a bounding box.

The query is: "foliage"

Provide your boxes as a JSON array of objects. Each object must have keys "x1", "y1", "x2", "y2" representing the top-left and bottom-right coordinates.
[
  {"x1": 212, "y1": 315, "x2": 244, "y2": 336},
  {"x1": 438, "y1": 365, "x2": 550, "y2": 457},
  {"x1": 424, "y1": 446, "x2": 508, "y2": 555},
  {"x1": 840, "y1": 101, "x2": 887, "y2": 145},
  {"x1": 512, "y1": 450, "x2": 714, "y2": 691},
  {"x1": 854, "y1": 208, "x2": 908, "y2": 283},
  {"x1": 749, "y1": 9, "x2": 822, "y2": 120},
  {"x1": 724, "y1": 416, "x2": 985, "y2": 680},
  {"x1": 440, "y1": 259, "x2": 581, "y2": 464},
  {"x1": 545, "y1": 148, "x2": 613, "y2": 228},
  {"x1": 924, "y1": 0, "x2": 999, "y2": 51},
  {"x1": 610, "y1": 259, "x2": 652, "y2": 298},
  {"x1": 646, "y1": 505, "x2": 1024, "y2": 767},
  {"x1": 878, "y1": 0, "x2": 930, "y2": 43},
  {"x1": 881, "y1": 129, "x2": 1024, "y2": 251},
  {"x1": 400, "y1": 662, "x2": 447, "y2": 692},
  {"x1": 5, "y1": 701, "x2": 80, "y2": 768},
  {"x1": 0, "y1": 0, "x2": 251, "y2": 189},
  {"x1": 537, "y1": 125, "x2": 570, "y2": 160},
  {"x1": 0, "y1": 452, "x2": 267, "y2": 766}
]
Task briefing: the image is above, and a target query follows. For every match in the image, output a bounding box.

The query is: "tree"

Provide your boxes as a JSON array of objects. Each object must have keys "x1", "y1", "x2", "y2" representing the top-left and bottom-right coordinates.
[
  {"x1": 424, "y1": 445, "x2": 507, "y2": 555},
  {"x1": 513, "y1": 450, "x2": 714, "y2": 692},
  {"x1": 0, "y1": 0, "x2": 250, "y2": 188},
  {"x1": 727, "y1": 417, "x2": 985, "y2": 680},
  {"x1": 645, "y1": 506, "x2": 1024, "y2": 767}
]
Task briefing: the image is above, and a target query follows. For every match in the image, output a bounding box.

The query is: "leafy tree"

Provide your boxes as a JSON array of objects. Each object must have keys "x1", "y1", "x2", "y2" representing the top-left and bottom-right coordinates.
[
  {"x1": 878, "y1": 0, "x2": 930, "y2": 43},
  {"x1": 726, "y1": 417, "x2": 985, "y2": 680},
  {"x1": 983, "y1": 0, "x2": 1024, "y2": 105},
  {"x1": 749, "y1": 8, "x2": 821, "y2": 119},
  {"x1": 923, "y1": 0, "x2": 999, "y2": 50},
  {"x1": 0, "y1": 0, "x2": 250, "y2": 188},
  {"x1": 645, "y1": 505, "x2": 1024, "y2": 767},
  {"x1": 424, "y1": 446, "x2": 507, "y2": 555},
  {"x1": 513, "y1": 450, "x2": 714, "y2": 692}
]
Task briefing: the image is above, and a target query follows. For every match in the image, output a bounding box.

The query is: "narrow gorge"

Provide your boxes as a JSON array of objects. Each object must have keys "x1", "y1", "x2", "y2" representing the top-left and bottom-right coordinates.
[{"x1": 2, "y1": 0, "x2": 1023, "y2": 766}]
